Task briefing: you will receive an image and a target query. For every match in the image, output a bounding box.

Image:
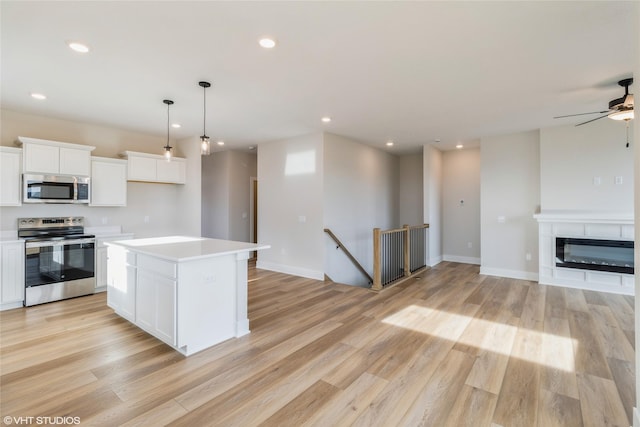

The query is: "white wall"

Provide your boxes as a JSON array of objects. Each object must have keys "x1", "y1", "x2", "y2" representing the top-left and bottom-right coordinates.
[
  {"x1": 480, "y1": 130, "x2": 540, "y2": 280},
  {"x1": 0, "y1": 109, "x2": 201, "y2": 238},
  {"x1": 540, "y1": 120, "x2": 634, "y2": 213},
  {"x1": 442, "y1": 147, "x2": 481, "y2": 264},
  {"x1": 323, "y1": 133, "x2": 399, "y2": 286},
  {"x1": 399, "y1": 153, "x2": 424, "y2": 227},
  {"x1": 257, "y1": 132, "x2": 325, "y2": 280},
  {"x1": 423, "y1": 145, "x2": 443, "y2": 266}
]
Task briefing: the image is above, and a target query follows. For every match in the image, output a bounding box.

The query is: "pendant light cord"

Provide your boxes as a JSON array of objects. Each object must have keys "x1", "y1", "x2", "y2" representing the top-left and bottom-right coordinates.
[{"x1": 203, "y1": 85, "x2": 207, "y2": 137}]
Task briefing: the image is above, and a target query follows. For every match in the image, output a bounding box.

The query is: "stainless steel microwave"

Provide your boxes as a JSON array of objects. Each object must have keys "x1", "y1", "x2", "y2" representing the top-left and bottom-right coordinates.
[{"x1": 23, "y1": 174, "x2": 90, "y2": 204}]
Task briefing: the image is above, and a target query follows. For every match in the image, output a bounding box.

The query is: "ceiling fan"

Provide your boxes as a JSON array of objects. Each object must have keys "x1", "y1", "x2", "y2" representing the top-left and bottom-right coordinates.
[{"x1": 554, "y1": 78, "x2": 634, "y2": 126}]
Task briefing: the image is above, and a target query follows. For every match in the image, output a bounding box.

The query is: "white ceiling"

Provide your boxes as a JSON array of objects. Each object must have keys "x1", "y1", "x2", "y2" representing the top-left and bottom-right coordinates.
[{"x1": 1, "y1": 1, "x2": 637, "y2": 153}]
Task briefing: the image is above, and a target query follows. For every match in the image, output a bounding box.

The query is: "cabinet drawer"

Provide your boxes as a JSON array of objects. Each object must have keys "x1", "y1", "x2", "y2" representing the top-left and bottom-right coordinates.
[{"x1": 137, "y1": 255, "x2": 176, "y2": 279}]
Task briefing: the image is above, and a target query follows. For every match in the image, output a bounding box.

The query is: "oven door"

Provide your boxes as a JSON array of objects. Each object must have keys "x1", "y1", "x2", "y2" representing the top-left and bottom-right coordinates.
[{"x1": 25, "y1": 238, "x2": 95, "y2": 287}]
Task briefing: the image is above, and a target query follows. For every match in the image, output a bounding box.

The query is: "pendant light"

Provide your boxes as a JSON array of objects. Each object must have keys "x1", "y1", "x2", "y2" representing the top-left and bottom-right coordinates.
[
  {"x1": 163, "y1": 99, "x2": 174, "y2": 160},
  {"x1": 199, "y1": 81, "x2": 211, "y2": 156}
]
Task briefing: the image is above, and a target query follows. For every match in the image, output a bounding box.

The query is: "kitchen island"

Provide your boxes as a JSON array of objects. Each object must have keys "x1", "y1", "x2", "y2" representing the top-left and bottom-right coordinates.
[{"x1": 106, "y1": 236, "x2": 270, "y2": 356}]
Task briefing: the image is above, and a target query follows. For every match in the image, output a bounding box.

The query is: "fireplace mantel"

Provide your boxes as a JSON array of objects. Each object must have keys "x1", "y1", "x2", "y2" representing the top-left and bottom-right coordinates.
[
  {"x1": 534, "y1": 211, "x2": 634, "y2": 295},
  {"x1": 534, "y1": 211, "x2": 633, "y2": 224}
]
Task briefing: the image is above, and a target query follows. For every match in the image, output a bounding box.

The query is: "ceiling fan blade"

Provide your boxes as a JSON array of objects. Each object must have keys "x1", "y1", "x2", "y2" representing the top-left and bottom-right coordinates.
[
  {"x1": 554, "y1": 110, "x2": 610, "y2": 119},
  {"x1": 576, "y1": 114, "x2": 609, "y2": 126}
]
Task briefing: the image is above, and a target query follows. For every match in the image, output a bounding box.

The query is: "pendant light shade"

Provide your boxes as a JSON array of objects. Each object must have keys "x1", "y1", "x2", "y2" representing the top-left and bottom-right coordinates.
[
  {"x1": 163, "y1": 99, "x2": 174, "y2": 160},
  {"x1": 199, "y1": 81, "x2": 211, "y2": 156}
]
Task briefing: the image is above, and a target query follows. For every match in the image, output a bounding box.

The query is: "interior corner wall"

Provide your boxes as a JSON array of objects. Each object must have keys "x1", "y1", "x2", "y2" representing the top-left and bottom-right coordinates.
[
  {"x1": 256, "y1": 133, "x2": 324, "y2": 280},
  {"x1": 480, "y1": 130, "x2": 540, "y2": 280},
  {"x1": 176, "y1": 136, "x2": 202, "y2": 237},
  {"x1": 399, "y1": 153, "x2": 424, "y2": 227},
  {"x1": 423, "y1": 145, "x2": 443, "y2": 266},
  {"x1": 0, "y1": 109, "x2": 185, "y2": 238},
  {"x1": 201, "y1": 151, "x2": 230, "y2": 239},
  {"x1": 227, "y1": 150, "x2": 257, "y2": 242},
  {"x1": 323, "y1": 132, "x2": 399, "y2": 286},
  {"x1": 442, "y1": 147, "x2": 481, "y2": 264},
  {"x1": 540, "y1": 120, "x2": 634, "y2": 213},
  {"x1": 632, "y1": 2, "x2": 639, "y2": 425}
]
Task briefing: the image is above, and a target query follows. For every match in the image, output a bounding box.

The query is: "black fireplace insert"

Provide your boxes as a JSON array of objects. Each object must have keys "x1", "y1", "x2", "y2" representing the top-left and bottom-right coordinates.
[{"x1": 555, "y1": 237, "x2": 634, "y2": 275}]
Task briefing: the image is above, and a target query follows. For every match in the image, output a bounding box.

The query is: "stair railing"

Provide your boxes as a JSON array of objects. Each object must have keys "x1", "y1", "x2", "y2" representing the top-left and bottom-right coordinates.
[
  {"x1": 373, "y1": 224, "x2": 429, "y2": 291},
  {"x1": 324, "y1": 228, "x2": 373, "y2": 285}
]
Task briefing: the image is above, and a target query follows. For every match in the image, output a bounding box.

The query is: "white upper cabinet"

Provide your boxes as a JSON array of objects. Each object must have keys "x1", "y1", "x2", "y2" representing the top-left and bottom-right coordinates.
[
  {"x1": 0, "y1": 147, "x2": 22, "y2": 206},
  {"x1": 91, "y1": 157, "x2": 127, "y2": 206},
  {"x1": 120, "y1": 151, "x2": 185, "y2": 184},
  {"x1": 17, "y1": 136, "x2": 95, "y2": 176}
]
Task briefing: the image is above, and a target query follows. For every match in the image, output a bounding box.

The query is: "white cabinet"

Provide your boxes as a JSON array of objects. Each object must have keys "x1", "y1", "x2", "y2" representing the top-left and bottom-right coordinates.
[
  {"x1": 91, "y1": 157, "x2": 127, "y2": 206},
  {"x1": 136, "y1": 267, "x2": 176, "y2": 345},
  {"x1": 17, "y1": 136, "x2": 95, "y2": 176},
  {"x1": 1, "y1": 241, "x2": 25, "y2": 310},
  {"x1": 120, "y1": 151, "x2": 185, "y2": 184},
  {"x1": 0, "y1": 147, "x2": 22, "y2": 206},
  {"x1": 96, "y1": 234, "x2": 133, "y2": 292},
  {"x1": 106, "y1": 246, "x2": 136, "y2": 322}
]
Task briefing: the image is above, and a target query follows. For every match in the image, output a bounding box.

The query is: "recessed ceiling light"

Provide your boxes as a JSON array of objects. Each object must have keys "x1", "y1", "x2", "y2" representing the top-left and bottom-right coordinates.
[
  {"x1": 386, "y1": 141, "x2": 394, "y2": 147},
  {"x1": 259, "y1": 38, "x2": 276, "y2": 49},
  {"x1": 68, "y1": 41, "x2": 90, "y2": 53},
  {"x1": 217, "y1": 140, "x2": 225, "y2": 146},
  {"x1": 171, "y1": 123, "x2": 181, "y2": 128},
  {"x1": 321, "y1": 116, "x2": 331, "y2": 123},
  {"x1": 30, "y1": 92, "x2": 46, "y2": 100},
  {"x1": 435, "y1": 138, "x2": 441, "y2": 143},
  {"x1": 456, "y1": 144, "x2": 463, "y2": 149},
  {"x1": 249, "y1": 146, "x2": 255, "y2": 150}
]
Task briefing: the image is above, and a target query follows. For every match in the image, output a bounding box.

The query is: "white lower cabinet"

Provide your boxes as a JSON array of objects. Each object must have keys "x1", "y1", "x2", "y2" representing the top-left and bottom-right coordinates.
[
  {"x1": 106, "y1": 247, "x2": 136, "y2": 322},
  {"x1": 96, "y1": 234, "x2": 133, "y2": 292},
  {"x1": 136, "y1": 269, "x2": 176, "y2": 345},
  {"x1": 1, "y1": 241, "x2": 25, "y2": 310}
]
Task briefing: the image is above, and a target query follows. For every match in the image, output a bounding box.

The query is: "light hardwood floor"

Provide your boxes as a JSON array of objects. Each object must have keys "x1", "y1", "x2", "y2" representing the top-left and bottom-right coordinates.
[{"x1": 0, "y1": 262, "x2": 635, "y2": 426}]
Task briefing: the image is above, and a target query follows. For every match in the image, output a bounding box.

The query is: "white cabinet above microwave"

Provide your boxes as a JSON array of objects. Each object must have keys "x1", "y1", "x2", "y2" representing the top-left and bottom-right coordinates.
[{"x1": 16, "y1": 136, "x2": 95, "y2": 176}]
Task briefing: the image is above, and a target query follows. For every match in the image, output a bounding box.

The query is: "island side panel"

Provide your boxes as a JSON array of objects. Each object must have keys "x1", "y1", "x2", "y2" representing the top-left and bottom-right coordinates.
[
  {"x1": 177, "y1": 255, "x2": 237, "y2": 356},
  {"x1": 235, "y1": 251, "x2": 250, "y2": 337}
]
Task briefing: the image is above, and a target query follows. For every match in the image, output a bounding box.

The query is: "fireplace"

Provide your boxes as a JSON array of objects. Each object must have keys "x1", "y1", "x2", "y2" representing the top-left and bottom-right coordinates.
[{"x1": 555, "y1": 237, "x2": 634, "y2": 275}]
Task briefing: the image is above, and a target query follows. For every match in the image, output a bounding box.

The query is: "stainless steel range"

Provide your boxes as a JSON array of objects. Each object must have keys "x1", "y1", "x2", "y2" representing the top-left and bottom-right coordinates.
[{"x1": 18, "y1": 217, "x2": 95, "y2": 306}]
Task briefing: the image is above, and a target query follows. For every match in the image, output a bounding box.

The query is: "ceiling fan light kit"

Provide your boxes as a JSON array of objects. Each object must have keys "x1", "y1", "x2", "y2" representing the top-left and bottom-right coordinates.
[{"x1": 554, "y1": 77, "x2": 634, "y2": 126}]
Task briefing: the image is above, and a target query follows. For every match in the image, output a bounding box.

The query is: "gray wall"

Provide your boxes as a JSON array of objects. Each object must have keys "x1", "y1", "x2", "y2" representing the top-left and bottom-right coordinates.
[
  {"x1": 540, "y1": 120, "x2": 634, "y2": 212},
  {"x1": 257, "y1": 132, "x2": 325, "y2": 279},
  {"x1": 201, "y1": 150, "x2": 257, "y2": 241},
  {"x1": 442, "y1": 147, "x2": 481, "y2": 263},
  {"x1": 323, "y1": 132, "x2": 399, "y2": 286},
  {"x1": 398, "y1": 153, "x2": 424, "y2": 227},
  {"x1": 423, "y1": 145, "x2": 443, "y2": 266},
  {"x1": 480, "y1": 130, "x2": 540, "y2": 280}
]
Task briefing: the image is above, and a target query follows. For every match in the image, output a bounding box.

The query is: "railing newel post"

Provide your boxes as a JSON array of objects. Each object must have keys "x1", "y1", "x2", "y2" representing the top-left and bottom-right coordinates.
[{"x1": 373, "y1": 228, "x2": 382, "y2": 291}]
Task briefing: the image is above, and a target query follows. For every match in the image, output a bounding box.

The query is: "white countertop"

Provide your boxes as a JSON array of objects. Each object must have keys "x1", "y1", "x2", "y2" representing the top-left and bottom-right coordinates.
[{"x1": 106, "y1": 236, "x2": 270, "y2": 262}]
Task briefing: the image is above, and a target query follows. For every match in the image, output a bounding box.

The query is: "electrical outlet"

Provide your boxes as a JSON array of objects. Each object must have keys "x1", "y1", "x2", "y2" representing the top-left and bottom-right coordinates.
[
  {"x1": 526, "y1": 253, "x2": 532, "y2": 261},
  {"x1": 615, "y1": 176, "x2": 623, "y2": 185},
  {"x1": 467, "y1": 242, "x2": 472, "y2": 248},
  {"x1": 593, "y1": 176, "x2": 602, "y2": 185},
  {"x1": 144, "y1": 215, "x2": 150, "y2": 223}
]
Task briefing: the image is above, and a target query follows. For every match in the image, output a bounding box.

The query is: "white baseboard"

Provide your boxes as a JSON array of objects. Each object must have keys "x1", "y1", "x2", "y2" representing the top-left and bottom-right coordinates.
[
  {"x1": 480, "y1": 267, "x2": 539, "y2": 282},
  {"x1": 443, "y1": 255, "x2": 481, "y2": 265},
  {"x1": 0, "y1": 301, "x2": 23, "y2": 311},
  {"x1": 428, "y1": 256, "x2": 443, "y2": 267},
  {"x1": 256, "y1": 260, "x2": 324, "y2": 281},
  {"x1": 634, "y1": 407, "x2": 640, "y2": 427}
]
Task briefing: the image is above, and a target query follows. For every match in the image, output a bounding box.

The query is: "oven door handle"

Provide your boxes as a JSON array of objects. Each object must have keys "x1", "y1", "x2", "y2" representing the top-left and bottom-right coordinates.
[{"x1": 25, "y1": 238, "x2": 95, "y2": 249}]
